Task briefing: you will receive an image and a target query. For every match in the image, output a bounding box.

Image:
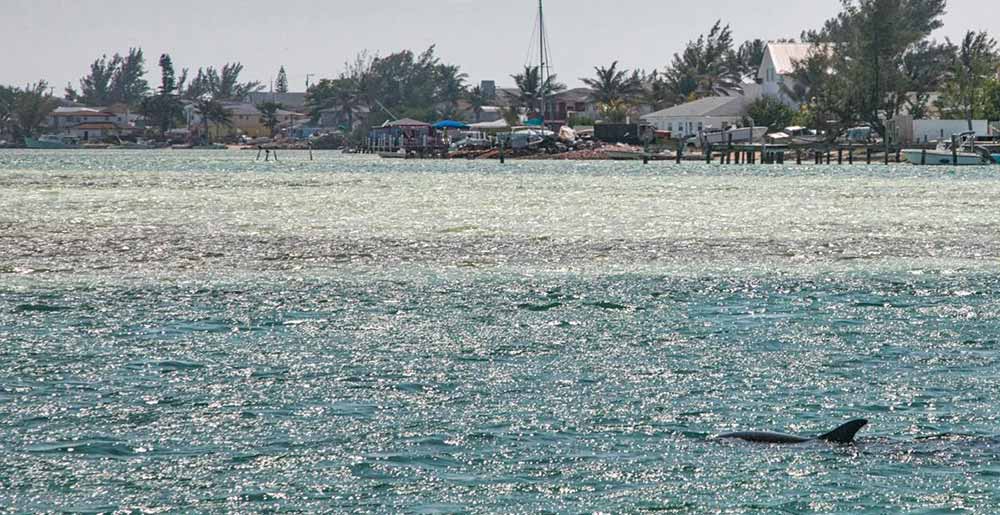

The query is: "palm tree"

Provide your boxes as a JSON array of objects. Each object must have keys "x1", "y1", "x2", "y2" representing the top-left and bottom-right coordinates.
[
  {"x1": 434, "y1": 64, "x2": 468, "y2": 113},
  {"x1": 511, "y1": 65, "x2": 566, "y2": 115},
  {"x1": 257, "y1": 101, "x2": 282, "y2": 137},
  {"x1": 581, "y1": 61, "x2": 642, "y2": 105},
  {"x1": 329, "y1": 79, "x2": 363, "y2": 130},
  {"x1": 636, "y1": 71, "x2": 675, "y2": 111},
  {"x1": 195, "y1": 98, "x2": 232, "y2": 143},
  {"x1": 466, "y1": 86, "x2": 487, "y2": 122}
]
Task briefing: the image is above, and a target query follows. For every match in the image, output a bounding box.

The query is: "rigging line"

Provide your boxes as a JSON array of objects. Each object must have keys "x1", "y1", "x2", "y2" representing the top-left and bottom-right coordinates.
[{"x1": 524, "y1": 10, "x2": 540, "y2": 68}]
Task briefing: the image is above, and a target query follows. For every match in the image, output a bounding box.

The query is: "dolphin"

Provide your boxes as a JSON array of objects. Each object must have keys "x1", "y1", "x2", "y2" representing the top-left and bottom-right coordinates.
[{"x1": 718, "y1": 419, "x2": 868, "y2": 444}]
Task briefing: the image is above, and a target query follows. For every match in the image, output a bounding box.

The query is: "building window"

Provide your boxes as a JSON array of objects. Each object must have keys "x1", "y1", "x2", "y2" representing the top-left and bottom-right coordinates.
[{"x1": 698, "y1": 122, "x2": 703, "y2": 131}]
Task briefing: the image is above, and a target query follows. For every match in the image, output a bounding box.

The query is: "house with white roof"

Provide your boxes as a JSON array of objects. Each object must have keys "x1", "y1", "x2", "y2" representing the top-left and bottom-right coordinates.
[
  {"x1": 757, "y1": 43, "x2": 818, "y2": 106},
  {"x1": 640, "y1": 95, "x2": 750, "y2": 138},
  {"x1": 46, "y1": 107, "x2": 135, "y2": 141}
]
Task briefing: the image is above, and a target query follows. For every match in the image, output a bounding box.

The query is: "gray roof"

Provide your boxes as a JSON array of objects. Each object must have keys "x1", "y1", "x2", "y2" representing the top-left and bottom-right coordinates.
[
  {"x1": 318, "y1": 105, "x2": 371, "y2": 114},
  {"x1": 387, "y1": 118, "x2": 430, "y2": 127},
  {"x1": 551, "y1": 87, "x2": 593, "y2": 103},
  {"x1": 641, "y1": 96, "x2": 748, "y2": 119},
  {"x1": 219, "y1": 102, "x2": 304, "y2": 116},
  {"x1": 244, "y1": 92, "x2": 308, "y2": 109}
]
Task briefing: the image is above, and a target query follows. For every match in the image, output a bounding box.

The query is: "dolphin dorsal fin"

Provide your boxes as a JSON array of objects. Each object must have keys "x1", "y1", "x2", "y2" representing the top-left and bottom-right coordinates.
[{"x1": 817, "y1": 419, "x2": 868, "y2": 444}]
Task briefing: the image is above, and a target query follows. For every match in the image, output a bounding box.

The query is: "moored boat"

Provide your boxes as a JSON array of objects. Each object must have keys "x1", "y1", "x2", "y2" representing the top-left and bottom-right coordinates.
[
  {"x1": 25, "y1": 135, "x2": 80, "y2": 149},
  {"x1": 692, "y1": 126, "x2": 768, "y2": 148},
  {"x1": 902, "y1": 131, "x2": 994, "y2": 166}
]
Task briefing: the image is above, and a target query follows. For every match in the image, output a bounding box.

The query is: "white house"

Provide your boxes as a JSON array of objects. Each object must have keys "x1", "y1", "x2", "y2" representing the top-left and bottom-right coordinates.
[
  {"x1": 757, "y1": 43, "x2": 818, "y2": 106},
  {"x1": 640, "y1": 96, "x2": 750, "y2": 138},
  {"x1": 47, "y1": 107, "x2": 115, "y2": 130},
  {"x1": 47, "y1": 107, "x2": 133, "y2": 141}
]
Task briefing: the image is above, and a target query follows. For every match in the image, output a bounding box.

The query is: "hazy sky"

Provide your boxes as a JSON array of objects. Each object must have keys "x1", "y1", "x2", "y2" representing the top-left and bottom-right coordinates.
[{"x1": 4, "y1": 0, "x2": 995, "y2": 92}]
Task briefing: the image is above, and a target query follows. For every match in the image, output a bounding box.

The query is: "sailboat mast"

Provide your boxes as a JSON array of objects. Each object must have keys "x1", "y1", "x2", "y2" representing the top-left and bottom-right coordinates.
[{"x1": 538, "y1": 0, "x2": 546, "y2": 122}]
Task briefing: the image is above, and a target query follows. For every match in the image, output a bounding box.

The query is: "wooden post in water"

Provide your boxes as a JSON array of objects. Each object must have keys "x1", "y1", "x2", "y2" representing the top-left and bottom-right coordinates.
[
  {"x1": 726, "y1": 133, "x2": 733, "y2": 165},
  {"x1": 499, "y1": 139, "x2": 505, "y2": 164},
  {"x1": 952, "y1": 135, "x2": 958, "y2": 165},
  {"x1": 837, "y1": 147, "x2": 843, "y2": 164},
  {"x1": 705, "y1": 144, "x2": 712, "y2": 164},
  {"x1": 826, "y1": 149, "x2": 831, "y2": 165},
  {"x1": 676, "y1": 141, "x2": 682, "y2": 164},
  {"x1": 796, "y1": 148, "x2": 802, "y2": 165},
  {"x1": 848, "y1": 146, "x2": 854, "y2": 164},
  {"x1": 921, "y1": 148, "x2": 926, "y2": 165}
]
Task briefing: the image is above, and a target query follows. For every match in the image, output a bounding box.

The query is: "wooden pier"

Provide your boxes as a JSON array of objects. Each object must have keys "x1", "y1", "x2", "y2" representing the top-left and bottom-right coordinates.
[{"x1": 698, "y1": 142, "x2": 915, "y2": 166}]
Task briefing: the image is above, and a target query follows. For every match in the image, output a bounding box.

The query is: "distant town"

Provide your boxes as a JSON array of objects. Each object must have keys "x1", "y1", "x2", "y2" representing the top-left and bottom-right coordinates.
[{"x1": 1, "y1": 0, "x2": 998, "y2": 159}]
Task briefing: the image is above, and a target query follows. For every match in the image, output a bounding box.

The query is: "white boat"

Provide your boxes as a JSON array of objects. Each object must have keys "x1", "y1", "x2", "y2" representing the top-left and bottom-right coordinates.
[
  {"x1": 692, "y1": 126, "x2": 768, "y2": 148},
  {"x1": 902, "y1": 131, "x2": 994, "y2": 166}
]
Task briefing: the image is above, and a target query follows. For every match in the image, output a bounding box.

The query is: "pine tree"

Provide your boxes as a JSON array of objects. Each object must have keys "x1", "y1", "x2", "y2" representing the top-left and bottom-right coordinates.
[{"x1": 275, "y1": 66, "x2": 289, "y2": 93}]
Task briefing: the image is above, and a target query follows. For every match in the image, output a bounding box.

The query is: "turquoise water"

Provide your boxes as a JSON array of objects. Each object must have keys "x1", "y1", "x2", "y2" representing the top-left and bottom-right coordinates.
[{"x1": 2, "y1": 150, "x2": 1000, "y2": 513}]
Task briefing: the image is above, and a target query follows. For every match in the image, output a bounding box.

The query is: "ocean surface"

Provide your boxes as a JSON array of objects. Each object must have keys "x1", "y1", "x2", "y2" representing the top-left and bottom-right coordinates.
[{"x1": 2, "y1": 149, "x2": 999, "y2": 513}]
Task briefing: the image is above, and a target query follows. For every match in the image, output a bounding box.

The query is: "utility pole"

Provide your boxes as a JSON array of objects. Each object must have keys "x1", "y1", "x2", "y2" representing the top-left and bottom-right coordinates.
[{"x1": 305, "y1": 74, "x2": 315, "y2": 90}]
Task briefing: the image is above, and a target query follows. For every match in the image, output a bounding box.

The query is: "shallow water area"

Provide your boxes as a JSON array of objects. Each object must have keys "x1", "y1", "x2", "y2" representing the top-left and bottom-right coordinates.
[{"x1": 2, "y1": 149, "x2": 1000, "y2": 512}]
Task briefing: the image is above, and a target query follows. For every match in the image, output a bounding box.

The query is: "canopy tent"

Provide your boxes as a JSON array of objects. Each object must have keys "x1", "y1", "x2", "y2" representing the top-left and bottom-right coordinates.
[{"x1": 433, "y1": 120, "x2": 469, "y2": 129}]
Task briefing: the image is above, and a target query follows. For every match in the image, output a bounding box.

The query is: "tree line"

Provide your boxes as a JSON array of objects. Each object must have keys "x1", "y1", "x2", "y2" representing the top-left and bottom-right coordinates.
[
  {"x1": 0, "y1": 47, "x2": 290, "y2": 141},
  {"x1": 3, "y1": 0, "x2": 998, "y2": 143}
]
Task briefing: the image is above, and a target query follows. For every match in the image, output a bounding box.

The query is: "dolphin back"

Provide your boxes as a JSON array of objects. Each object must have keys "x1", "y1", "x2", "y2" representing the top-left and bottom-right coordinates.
[{"x1": 816, "y1": 419, "x2": 868, "y2": 444}]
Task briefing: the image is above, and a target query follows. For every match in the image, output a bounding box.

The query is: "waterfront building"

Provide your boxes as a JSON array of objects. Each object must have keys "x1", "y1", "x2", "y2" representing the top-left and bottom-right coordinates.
[
  {"x1": 640, "y1": 96, "x2": 750, "y2": 138},
  {"x1": 757, "y1": 42, "x2": 820, "y2": 107}
]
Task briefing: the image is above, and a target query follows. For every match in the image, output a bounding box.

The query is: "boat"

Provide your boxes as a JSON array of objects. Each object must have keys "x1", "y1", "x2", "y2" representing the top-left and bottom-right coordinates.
[
  {"x1": 112, "y1": 138, "x2": 157, "y2": 150},
  {"x1": 378, "y1": 150, "x2": 407, "y2": 159},
  {"x1": 25, "y1": 135, "x2": 80, "y2": 149},
  {"x1": 768, "y1": 126, "x2": 823, "y2": 145},
  {"x1": 604, "y1": 150, "x2": 674, "y2": 161},
  {"x1": 902, "y1": 131, "x2": 995, "y2": 166},
  {"x1": 692, "y1": 126, "x2": 768, "y2": 148}
]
